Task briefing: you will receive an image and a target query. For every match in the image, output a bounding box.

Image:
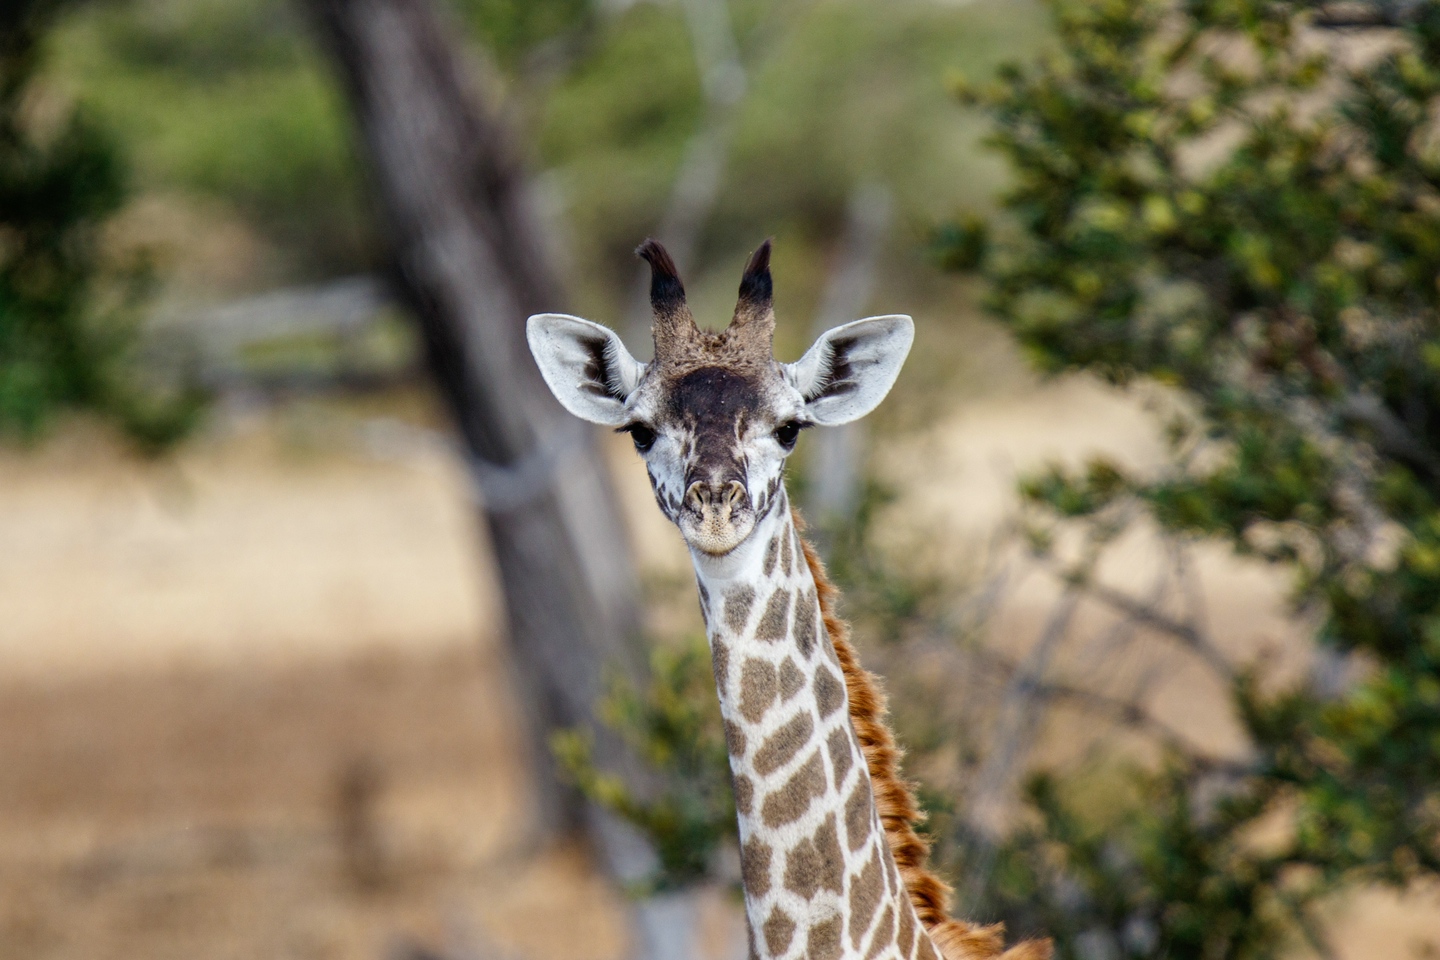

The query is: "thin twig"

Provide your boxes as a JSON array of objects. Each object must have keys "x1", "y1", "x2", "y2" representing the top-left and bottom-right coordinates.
[
  {"x1": 1279, "y1": 892, "x2": 1340, "y2": 960},
  {"x1": 1313, "y1": 2, "x2": 1423, "y2": 28},
  {"x1": 1046, "y1": 557, "x2": 1238, "y2": 683},
  {"x1": 1024, "y1": 676, "x2": 1239, "y2": 769},
  {"x1": 957, "y1": 579, "x2": 1084, "y2": 910}
]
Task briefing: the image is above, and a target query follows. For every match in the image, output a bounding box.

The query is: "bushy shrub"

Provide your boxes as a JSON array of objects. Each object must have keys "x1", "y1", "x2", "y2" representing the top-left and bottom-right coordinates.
[
  {"x1": 1, "y1": 0, "x2": 201, "y2": 450},
  {"x1": 937, "y1": 1, "x2": 1440, "y2": 955}
]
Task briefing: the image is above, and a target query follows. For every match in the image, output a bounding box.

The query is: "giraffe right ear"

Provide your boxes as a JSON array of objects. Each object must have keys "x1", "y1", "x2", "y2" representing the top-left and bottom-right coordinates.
[
  {"x1": 788, "y1": 315, "x2": 914, "y2": 426},
  {"x1": 527, "y1": 313, "x2": 645, "y2": 426}
]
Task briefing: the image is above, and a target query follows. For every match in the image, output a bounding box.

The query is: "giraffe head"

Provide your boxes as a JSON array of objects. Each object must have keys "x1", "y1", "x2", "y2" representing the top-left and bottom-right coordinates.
[{"x1": 528, "y1": 239, "x2": 913, "y2": 556}]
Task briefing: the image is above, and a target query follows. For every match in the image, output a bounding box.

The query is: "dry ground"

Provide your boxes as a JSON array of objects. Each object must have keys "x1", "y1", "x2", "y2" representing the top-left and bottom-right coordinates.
[
  {"x1": 0, "y1": 647, "x2": 633, "y2": 960},
  {"x1": 0, "y1": 380, "x2": 1435, "y2": 959},
  {"x1": 0, "y1": 407, "x2": 641, "y2": 960}
]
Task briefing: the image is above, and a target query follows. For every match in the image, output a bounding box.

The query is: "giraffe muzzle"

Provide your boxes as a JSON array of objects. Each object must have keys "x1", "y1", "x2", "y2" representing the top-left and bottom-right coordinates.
[{"x1": 679, "y1": 479, "x2": 753, "y2": 555}]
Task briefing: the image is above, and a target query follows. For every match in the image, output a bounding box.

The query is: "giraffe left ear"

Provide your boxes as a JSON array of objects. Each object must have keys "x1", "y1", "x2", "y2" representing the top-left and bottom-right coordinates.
[
  {"x1": 787, "y1": 315, "x2": 914, "y2": 425},
  {"x1": 527, "y1": 313, "x2": 645, "y2": 426}
]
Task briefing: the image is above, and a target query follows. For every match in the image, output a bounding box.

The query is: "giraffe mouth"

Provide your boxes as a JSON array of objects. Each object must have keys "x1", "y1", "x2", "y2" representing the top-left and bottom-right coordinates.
[
  {"x1": 680, "y1": 516, "x2": 755, "y2": 555},
  {"x1": 678, "y1": 501, "x2": 755, "y2": 555}
]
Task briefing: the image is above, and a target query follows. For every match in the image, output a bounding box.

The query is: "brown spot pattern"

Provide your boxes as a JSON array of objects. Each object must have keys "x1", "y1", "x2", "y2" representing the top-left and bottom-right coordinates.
[
  {"x1": 711, "y1": 637, "x2": 731, "y2": 689},
  {"x1": 814, "y1": 667, "x2": 845, "y2": 717},
  {"x1": 763, "y1": 535, "x2": 780, "y2": 577},
  {"x1": 793, "y1": 589, "x2": 817, "y2": 657},
  {"x1": 807, "y1": 916, "x2": 843, "y2": 960},
  {"x1": 897, "y1": 900, "x2": 916, "y2": 955},
  {"x1": 827, "y1": 726, "x2": 854, "y2": 789},
  {"x1": 734, "y1": 774, "x2": 754, "y2": 815},
  {"x1": 845, "y1": 777, "x2": 873, "y2": 851},
  {"x1": 755, "y1": 587, "x2": 792, "y2": 641},
  {"x1": 761, "y1": 750, "x2": 825, "y2": 828},
  {"x1": 738, "y1": 659, "x2": 777, "y2": 724},
  {"x1": 865, "y1": 905, "x2": 895, "y2": 960},
  {"x1": 916, "y1": 935, "x2": 939, "y2": 960},
  {"x1": 780, "y1": 528, "x2": 793, "y2": 574},
  {"x1": 848, "y1": 847, "x2": 884, "y2": 949},
  {"x1": 725, "y1": 585, "x2": 756, "y2": 632},
  {"x1": 725, "y1": 720, "x2": 748, "y2": 757},
  {"x1": 779, "y1": 657, "x2": 804, "y2": 701},
  {"x1": 782, "y1": 814, "x2": 844, "y2": 899},
  {"x1": 753, "y1": 711, "x2": 814, "y2": 777},
  {"x1": 741, "y1": 836, "x2": 772, "y2": 897},
  {"x1": 763, "y1": 906, "x2": 795, "y2": 956}
]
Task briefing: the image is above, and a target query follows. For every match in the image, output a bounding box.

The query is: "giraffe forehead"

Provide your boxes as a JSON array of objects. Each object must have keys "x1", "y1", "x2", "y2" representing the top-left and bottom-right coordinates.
[{"x1": 661, "y1": 365, "x2": 770, "y2": 428}]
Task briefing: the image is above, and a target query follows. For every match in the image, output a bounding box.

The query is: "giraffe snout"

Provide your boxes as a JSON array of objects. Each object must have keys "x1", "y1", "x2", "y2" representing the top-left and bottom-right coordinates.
[
  {"x1": 679, "y1": 477, "x2": 753, "y2": 555},
  {"x1": 684, "y1": 479, "x2": 748, "y2": 513}
]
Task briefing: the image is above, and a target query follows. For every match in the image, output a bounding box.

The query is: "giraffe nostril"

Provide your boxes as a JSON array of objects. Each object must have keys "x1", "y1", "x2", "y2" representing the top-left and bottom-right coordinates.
[{"x1": 685, "y1": 480, "x2": 747, "y2": 513}]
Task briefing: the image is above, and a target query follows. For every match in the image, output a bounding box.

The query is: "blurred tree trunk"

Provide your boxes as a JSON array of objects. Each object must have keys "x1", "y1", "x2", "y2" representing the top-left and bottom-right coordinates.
[{"x1": 302, "y1": 0, "x2": 654, "y2": 879}]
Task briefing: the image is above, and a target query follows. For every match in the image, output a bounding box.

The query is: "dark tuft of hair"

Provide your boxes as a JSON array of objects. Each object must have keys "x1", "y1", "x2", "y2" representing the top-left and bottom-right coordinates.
[
  {"x1": 636, "y1": 238, "x2": 686, "y2": 313},
  {"x1": 737, "y1": 238, "x2": 773, "y2": 307}
]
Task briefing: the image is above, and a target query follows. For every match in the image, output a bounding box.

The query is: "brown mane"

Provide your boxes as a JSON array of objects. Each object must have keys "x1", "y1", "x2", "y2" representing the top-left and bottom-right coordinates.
[{"x1": 793, "y1": 508, "x2": 1050, "y2": 960}]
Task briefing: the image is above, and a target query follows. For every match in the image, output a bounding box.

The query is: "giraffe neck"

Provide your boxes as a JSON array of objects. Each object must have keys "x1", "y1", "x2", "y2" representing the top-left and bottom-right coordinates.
[{"x1": 692, "y1": 493, "x2": 937, "y2": 960}]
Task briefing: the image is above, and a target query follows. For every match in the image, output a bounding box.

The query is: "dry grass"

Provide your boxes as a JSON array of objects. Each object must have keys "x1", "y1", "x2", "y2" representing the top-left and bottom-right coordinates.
[{"x1": 0, "y1": 408, "x2": 640, "y2": 960}]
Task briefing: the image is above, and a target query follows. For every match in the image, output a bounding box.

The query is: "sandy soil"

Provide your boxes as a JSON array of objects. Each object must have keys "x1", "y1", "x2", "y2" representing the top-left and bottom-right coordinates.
[
  {"x1": 0, "y1": 408, "x2": 640, "y2": 960},
  {"x1": 0, "y1": 647, "x2": 634, "y2": 960},
  {"x1": 0, "y1": 413, "x2": 495, "y2": 678},
  {"x1": 1, "y1": 379, "x2": 1435, "y2": 958}
]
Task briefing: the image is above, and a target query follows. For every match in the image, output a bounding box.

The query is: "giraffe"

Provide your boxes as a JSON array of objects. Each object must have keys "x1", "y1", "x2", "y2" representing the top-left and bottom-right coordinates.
[{"x1": 527, "y1": 239, "x2": 1049, "y2": 960}]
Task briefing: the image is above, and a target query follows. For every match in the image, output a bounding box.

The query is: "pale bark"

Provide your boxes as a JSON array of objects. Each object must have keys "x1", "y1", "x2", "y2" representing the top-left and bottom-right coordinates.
[{"x1": 302, "y1": 0, "x2": 657, "y2": 889}]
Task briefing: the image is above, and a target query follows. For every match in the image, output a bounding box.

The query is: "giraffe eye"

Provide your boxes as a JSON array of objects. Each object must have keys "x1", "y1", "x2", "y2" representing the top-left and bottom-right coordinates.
[
  {"x1": 622, "y1": 423, "x2": 657, "y2": 453},
  {"x1": 773, "y1": 421, "x2": 802, "y2": 451}
]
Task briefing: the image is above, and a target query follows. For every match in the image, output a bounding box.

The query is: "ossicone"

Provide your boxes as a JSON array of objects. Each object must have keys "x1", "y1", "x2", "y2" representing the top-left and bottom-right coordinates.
[
  {"x1": 636, "y1": 238, "x2": 685, "y2": 315},
  {"x1": 637, "y1": 237, "x2": 699, "y2": 358},
  {"x1": 728, "y1": 237, "x2": 776, "y2": 351},
  {"x1": 736, "y1": 237, "x2": 773, "y2": 312}
]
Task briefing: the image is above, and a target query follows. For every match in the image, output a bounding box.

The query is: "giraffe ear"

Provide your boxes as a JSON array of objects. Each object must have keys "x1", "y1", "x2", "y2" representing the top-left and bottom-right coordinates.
[
  {"x1": 787, "y1": 315, "x2": 914, "y2": 426},
  {"x1": 527, "y1": 313, "x2": 644, "y2": 426}
]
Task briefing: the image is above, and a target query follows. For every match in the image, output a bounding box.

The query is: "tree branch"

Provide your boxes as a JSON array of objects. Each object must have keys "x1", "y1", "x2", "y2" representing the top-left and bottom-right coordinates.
[
  {"x1": 1313, "y1": 2, "x2": 1424, "y2": 28},
  {"x1": 1043, "y1": 555, "x2": 1238, "y2": 683}
]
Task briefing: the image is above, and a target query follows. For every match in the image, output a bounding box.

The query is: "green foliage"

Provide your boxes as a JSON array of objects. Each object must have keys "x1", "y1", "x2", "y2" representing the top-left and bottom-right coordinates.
[
  {"x1": 1, "y1": 0, "x2": 202, "y2": 450},
  {"x1": 47, "y1": 0, "x2": 373, "y2": 278},
  {"x1": 535, "y1": 1, "x2": 703, "y2": 278},
  {"x1": 553, "y1": 637, "x2": 735, "y2": 893},
  {"x1": 818, "y1": 478, "x2": 947, "y2": 644},
  {"x1": 941, "y1": 0, "x2": 1440, "y2": 954},
  {"x1": 453, "y1": 0, "x2": 593, "y2": 70},
  {"x1": 531, "y1": 0, "x2": 1049, "y2": 317},
  {"x1": 986, "y1": 766, "x2": 1323, "y2": 960}
]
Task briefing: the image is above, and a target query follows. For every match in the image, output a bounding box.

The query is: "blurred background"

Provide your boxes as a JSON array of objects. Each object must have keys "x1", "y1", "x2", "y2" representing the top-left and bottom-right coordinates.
[{"x1": 4, "y1": 0, "x2": 1440, "y2": 958}]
